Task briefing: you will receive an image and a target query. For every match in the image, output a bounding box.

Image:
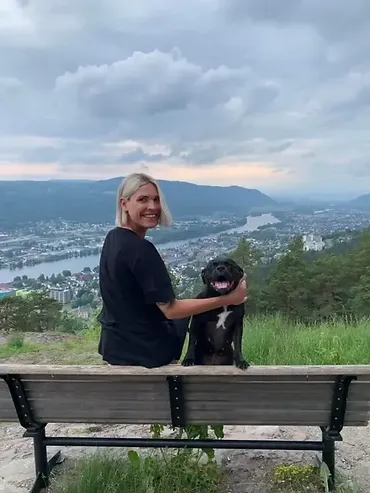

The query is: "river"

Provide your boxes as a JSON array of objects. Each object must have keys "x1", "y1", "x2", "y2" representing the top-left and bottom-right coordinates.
[{"x1": 0, "y1": 213, "x2": 279, "y2": 283}]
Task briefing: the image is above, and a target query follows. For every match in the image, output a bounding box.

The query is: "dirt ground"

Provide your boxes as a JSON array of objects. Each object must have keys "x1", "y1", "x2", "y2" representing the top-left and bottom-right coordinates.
[{"x1": 0, "y1": 421, "x2": 368, "y2": 493}]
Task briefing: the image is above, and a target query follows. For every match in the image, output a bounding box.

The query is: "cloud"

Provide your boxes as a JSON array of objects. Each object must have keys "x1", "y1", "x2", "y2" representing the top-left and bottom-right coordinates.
[
  {"x1": 224, "y1": 0, "x2": 370, "y2": 42},
  {"x1": 118, "y1": 147, "x2": 168, "y2": 164},
  {"x1": 0, "y1": 0, "x2": 370, "y2": 195},
  {"x1": 54, "y1": 48, "x2": 250, "y2": 119}
]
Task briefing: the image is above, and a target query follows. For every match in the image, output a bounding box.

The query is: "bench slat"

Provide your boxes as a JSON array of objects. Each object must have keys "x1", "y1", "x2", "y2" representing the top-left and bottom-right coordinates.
[
  {"x1": 23, "y1": 385, "x2": 370, "y2": 406},
  {"x1": 3, "y1": 364, "x2": 370, "y2": 376},
  {"x1": 14, "y1": 374, "x2": 351, "y2": 383},
  {"x1": 24, "y1": 394, "x2": 370, "y2": 412},
  {"x1": 26, "y1": 409, "x2": 368, "y2": 426},
  {"x1": 23, "y1": 378, "x2": 370, "y2": 401}
]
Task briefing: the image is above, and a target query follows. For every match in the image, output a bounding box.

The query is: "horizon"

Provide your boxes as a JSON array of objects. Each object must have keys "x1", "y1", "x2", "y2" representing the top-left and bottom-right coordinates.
[{"x1": 1, "y1": 1, "x2": 370, "y2": 197}]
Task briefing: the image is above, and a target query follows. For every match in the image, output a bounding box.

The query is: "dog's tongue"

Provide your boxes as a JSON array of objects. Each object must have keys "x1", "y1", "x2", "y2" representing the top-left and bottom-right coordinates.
[{"x1": 214, "y1": 281, "x2": 230, "y2": 290}]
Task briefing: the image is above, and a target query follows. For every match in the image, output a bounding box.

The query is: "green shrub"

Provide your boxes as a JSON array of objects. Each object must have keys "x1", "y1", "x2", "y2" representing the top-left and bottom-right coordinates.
[{"x1": 6, "y1": 332, "x2": 25, "y2": 349}]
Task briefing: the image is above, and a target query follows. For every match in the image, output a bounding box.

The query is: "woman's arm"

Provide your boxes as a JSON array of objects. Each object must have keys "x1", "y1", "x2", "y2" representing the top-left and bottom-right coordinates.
[
  {"x1": 130, "y1": 239, "x2": 247, "y2": 319},
  {"x1": 157, "y1": 278, "x2": 247, "y2": 319}
]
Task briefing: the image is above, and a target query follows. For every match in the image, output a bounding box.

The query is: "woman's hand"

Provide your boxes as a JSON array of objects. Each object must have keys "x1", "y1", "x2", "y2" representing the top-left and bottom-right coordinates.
[{"x1": 223, "y1": 277, "x2": 248, "y2": 306}]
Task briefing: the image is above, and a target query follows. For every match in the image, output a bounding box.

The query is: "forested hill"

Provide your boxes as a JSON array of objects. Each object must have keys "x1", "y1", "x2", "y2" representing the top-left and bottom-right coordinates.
[
  {"x1": 223, "y1": 227, "x2": 370, "y2": 322},
  {"x1": 350, "y1": 193, "x2": 370, "y2": 210},
  {"x1": 0, "y1": 177, "x2": 276, "y2": 229}
]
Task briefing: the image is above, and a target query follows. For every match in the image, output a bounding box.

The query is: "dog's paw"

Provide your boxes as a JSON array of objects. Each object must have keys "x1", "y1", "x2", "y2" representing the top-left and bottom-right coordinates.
[
  {"x1": 235, "y1": 359, "x2": 250, "y2": 370},
  {"x1": 182, "y1": 357, "x2": 195, "y2": 366}
]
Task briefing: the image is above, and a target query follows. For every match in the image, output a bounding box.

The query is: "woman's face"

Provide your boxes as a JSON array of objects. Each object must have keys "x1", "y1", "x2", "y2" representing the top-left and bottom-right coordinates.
[{"x1": 121, "y1": 183, "x2": 161, "y2": 234}]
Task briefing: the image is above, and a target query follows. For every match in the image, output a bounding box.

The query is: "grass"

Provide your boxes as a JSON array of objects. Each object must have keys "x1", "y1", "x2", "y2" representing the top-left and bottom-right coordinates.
[
  {"x1": 1, "y1": 314, "x2": 370, "y2": 365},
  {"x1": 0, "y1": 328, "x2": 101, "y2": 364},
  {"x1": 0, "y1": 339, "x2": 101, "y2": 364},
  {"x1": 0, "y1": 340, "x2": 38, "y2": 359},
  {"x1": 271, "y1": 464, "x2": 322, "y2": 492},
  {"x1": 50, "y1": 449, "x2": 225, "y2": 493},
  {"x1": 243, "y1": 314, "x2": 370, "y2": 365},
  {"x1": 271, "y1": 464, "x2": 361, "y2": 493}
]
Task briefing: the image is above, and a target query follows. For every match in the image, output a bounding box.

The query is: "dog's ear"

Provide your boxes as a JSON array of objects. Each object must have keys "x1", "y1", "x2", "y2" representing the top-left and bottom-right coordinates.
[
  {"x1": 236, "y1": 265, "x2": 244, "y2": 278},
  {"x1": 228, "y1": 259, "x2": 244, "y2": 278},
  {"x1": 201, "y1": 259, "x2": 215, "y2": 284}
]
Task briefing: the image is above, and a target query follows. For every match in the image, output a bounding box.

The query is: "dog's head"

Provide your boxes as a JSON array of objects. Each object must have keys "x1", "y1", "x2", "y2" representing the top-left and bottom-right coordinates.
[{"x1": 201, "y1": 255, "x2": 244, "y2": 295}]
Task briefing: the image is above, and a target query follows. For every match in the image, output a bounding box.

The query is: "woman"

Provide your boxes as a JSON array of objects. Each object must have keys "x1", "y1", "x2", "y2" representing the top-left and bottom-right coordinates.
[{"x1": 98, "y1": 172, "x2": 247, "y2": 368}]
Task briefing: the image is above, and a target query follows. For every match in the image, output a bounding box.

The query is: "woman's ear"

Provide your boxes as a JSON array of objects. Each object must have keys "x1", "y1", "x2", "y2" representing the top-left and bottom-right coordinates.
[{"x1": 120, "y1": 197, "x2": 128, "y2": 212}]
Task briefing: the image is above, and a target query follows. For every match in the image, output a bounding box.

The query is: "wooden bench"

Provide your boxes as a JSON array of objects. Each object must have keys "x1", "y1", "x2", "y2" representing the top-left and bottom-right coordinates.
[{"x1": 1, "y1": 364, "x2": 370, "y2": 493}]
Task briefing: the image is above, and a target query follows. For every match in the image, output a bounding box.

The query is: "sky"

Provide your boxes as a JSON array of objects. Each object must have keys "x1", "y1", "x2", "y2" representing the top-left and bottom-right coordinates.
[{"x1": 1, "y1": 0, "x2": 370, "y2": 199}]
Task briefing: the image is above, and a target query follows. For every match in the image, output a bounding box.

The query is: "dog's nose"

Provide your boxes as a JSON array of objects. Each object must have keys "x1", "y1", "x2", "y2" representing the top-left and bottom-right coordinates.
[{"x1": 216, "y1": 265, "x2": 225, "y2": 272}]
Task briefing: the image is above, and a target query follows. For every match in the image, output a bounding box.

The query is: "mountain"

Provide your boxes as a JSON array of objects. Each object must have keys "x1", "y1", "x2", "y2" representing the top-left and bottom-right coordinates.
[
  {"x1": 349, "y1": 193, "x2": 370, "y2": 210},
  {"x1": 0, "y1": 177, "x2": 277, "y2": 229}
]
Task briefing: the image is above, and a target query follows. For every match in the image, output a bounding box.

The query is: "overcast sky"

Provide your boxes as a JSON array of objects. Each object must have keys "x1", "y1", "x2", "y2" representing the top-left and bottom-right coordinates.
[{"x1": 1, "y1": 0, "x2": 370, "y2": 198}]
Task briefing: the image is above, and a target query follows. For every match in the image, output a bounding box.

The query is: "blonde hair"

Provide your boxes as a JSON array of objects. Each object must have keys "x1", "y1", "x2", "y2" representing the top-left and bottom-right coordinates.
[{"x1": 115, "y1": 172, "x2": 172, "y2": 228}]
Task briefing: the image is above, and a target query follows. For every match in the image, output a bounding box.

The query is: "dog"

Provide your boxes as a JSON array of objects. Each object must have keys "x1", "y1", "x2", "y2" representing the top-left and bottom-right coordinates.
[{"x1": 182, "y1": 255, "x2": 249, "y2": 369}]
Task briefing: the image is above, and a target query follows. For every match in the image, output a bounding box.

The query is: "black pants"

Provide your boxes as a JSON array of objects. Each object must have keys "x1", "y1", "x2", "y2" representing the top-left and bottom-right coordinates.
[{"x1": 103, "y1": 317, "x2": 189, "y2": 367}]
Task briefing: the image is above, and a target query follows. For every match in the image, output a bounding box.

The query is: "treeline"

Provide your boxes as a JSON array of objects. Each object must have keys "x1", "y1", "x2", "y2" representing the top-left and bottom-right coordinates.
[
  {"x1": 228, "y1": 228, "x2": 370, "y2": 323},
  {"x1": 0, "y1": 292, "x2": 87, "y2": 334},
  {"x1": 182, "y1": 228, "x2": 370, "y2": 324}
]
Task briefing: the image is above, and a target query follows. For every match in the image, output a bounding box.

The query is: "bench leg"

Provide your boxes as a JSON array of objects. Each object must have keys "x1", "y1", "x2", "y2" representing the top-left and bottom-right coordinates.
[
  {"x1": 24, "y1": 425, "x2": 63, "y2": 493},
  {"x1": 31, "y1": 427, "x2": 49, "y2": 493},
  {"x1": 322, "y1": 436, "x2": 336, "y2": 492}
]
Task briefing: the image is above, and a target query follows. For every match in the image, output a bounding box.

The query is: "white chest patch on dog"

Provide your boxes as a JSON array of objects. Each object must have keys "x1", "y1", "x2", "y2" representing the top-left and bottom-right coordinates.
[{"x1": 216, "y1": 306, "x2": 232, "y2": 330}]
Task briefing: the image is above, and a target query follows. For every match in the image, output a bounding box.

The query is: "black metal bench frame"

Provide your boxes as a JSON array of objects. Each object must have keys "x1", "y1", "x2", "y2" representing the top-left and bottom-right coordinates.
[{"x1": 1, "y1": 373, "x2": 357, "y2": 493}]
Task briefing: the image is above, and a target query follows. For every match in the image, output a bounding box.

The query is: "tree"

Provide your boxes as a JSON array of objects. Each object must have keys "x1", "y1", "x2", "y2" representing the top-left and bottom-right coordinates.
[
  {"x1": 261, "y1": 237, "x2": 312, "y2": 321},
  {"x1": 26, "y1": 292, "x2": 63, "y2": 332},
  {"x1": 59, "y1": 311, "x2": 88, "y2": 333},
  {"x1": 62, "y1": 270, "x2": 71, "y2": 277},
  {"x1": 230, "y1": 238, "x2": 263, "y2": 272},
  {"x1": 77, "y1": 288, "x2": 89, "y2": 298},
  {"x1": 167, "y1": 265, "x2": 181, "y2": 297},
  {"x1": 230, "y1": 238, "x2": 264, "y2": 314},
  {"x1": 0, "y1": 296, "x2": 30, "y2": 333},
  {"x1": 307, "y1": 254, "x2": 351, "y2": 321},
  {"x1": 12, "y1": 280, "x2": 24, "y2": 289},
  {"x1": 0, "y1": 292, "x2": 62, "y2": 333},
  {"x1": 183, "y1": 266, "x2": 197, "y2": 278},
  {"x1": 347, "y1": 230, "x2": 370, "y2": 318}
]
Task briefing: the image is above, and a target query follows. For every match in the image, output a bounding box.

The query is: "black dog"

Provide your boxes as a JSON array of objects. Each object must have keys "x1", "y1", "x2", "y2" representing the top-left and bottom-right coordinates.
[{"x1": 182, "y1": 255, "x2": 249, "y2": 369}]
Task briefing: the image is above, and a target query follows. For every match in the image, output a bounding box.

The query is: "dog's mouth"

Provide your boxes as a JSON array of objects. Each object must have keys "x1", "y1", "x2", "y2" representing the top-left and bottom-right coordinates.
[{"x1": 211, "y1": 280, "x2": 234, "y2": 292}]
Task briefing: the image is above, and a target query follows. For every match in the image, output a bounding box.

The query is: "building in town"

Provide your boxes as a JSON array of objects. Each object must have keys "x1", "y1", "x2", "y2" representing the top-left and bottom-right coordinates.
[
  {"x1": 0, "y1": 289, "x2": 16, "y2": 301},
  {"x1": 49, "y1": 288, "x2": 72, "y2": 304},
  {"x1": 302, "y1": 234, "x2": 325, "y2": 251}
]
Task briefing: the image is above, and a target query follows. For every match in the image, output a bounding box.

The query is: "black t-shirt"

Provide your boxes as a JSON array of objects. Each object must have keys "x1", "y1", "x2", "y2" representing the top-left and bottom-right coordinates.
[{"x1": 97, "y1": 227, "x2": 181, "y2": 367}]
